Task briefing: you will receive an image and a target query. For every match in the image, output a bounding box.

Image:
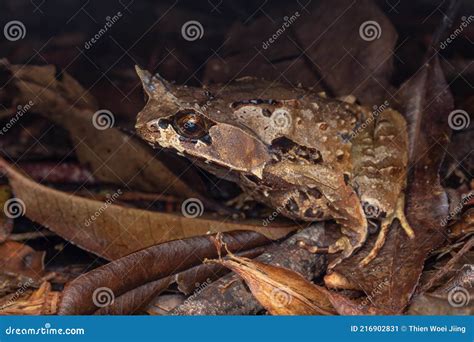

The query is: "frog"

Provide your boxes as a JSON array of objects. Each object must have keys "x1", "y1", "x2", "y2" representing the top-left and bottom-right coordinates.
[{"x1": 134, "y1": 66, "x2": 415, "y2": 269}]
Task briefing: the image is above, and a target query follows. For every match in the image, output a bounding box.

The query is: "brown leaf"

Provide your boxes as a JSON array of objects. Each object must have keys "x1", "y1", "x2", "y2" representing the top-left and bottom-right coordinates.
[
  {"x1": 58, "y1": 231, "x2": 269, "y2": 315},
  {"x1": 293, "y1": 0, "x2": 397, "y2": 104},
  {"x1": 210, "y1": 254, "x2": 336, "y2": 315},
  {"x1": 94, "y1": 277, "x2": 172, "y2": 315},
  {"x1": 175, "y1": 246, "x2": 265, "y2": 295},
  {"x1": 171, "y1": 224, "x2": 327, "y2": 315},
  {"x1": 0, "y1": 157, "x2": 296, "y2": 260},
  {"x1": 94, "y1": 246, "x2": 266, "y2": 314},
  {"x1": 326, "y1": 290, "x2": 391, "y2": 315},
  {"x1": 331, "y1": 55, "x2": 453, "y2": 312},
  {"x1": 0, "y1": 241, "x2": 45, "y2": 280},
  {"x1": 0, "y1": 60, "x2": 202, "y2": 197}
]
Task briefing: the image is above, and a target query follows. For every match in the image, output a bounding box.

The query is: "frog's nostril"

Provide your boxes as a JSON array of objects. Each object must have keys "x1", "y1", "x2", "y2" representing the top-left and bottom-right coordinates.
[{"x1": 146, "y1": 119, "x2": 169, "y2": 132}]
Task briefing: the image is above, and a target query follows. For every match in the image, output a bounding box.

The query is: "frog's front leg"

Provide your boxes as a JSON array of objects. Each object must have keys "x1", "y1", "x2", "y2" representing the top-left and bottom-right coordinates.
[
  {"x1": 262, "y1": 162, "x2": 368, "y2": 269},
  {"x1": 352, "y1": 108, "x2": 415, "y2": 266}
]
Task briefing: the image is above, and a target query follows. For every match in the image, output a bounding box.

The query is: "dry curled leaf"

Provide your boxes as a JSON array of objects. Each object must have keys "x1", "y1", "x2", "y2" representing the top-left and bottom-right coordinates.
[
  {"x1": 59, "y1": 231, "x2": 269, "y2": 315},
  {"x1": 0, "y1": 157, "x2": 296, "y2": 260},
  {"x1": 209, "y1": 254, "x2": 336, "y2": 315}
]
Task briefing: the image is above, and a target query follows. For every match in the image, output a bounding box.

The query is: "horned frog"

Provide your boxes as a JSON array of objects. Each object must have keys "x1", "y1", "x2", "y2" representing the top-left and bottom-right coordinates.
[{"x1": 134, "y1": 66, "x2": 414, "y2": 269}]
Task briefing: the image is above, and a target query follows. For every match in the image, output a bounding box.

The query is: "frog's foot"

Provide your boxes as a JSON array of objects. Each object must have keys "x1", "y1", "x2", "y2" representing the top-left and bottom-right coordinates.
[{"x1": 360, "y1": 194, "x2": 415, "y2": 266}]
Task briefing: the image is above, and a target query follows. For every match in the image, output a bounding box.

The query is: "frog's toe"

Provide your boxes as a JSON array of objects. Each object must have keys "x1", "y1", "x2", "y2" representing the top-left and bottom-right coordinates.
[
  {"x1": 360, "y1": 194, "x2": 414, "y2": 266},
  {"x1": 395, "y1": 194, "x2": 415, "y2": 239},
  {"x1": 327, "y1": 237, "x2": 356, "y2": 269},
  {"x1": 360, "y1": 219, "x2": 390, "y2": 266}
]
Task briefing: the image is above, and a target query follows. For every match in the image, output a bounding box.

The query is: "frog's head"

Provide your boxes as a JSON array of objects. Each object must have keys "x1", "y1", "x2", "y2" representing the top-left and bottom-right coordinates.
[{"x1": 135, "y1": 66, "x2": 271, "y2": 180}]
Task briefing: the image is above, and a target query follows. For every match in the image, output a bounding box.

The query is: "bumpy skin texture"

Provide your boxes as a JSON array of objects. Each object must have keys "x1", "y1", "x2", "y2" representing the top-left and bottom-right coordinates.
[{"x1": 135, "y1": 67, "x2": 410, "y2": 268}]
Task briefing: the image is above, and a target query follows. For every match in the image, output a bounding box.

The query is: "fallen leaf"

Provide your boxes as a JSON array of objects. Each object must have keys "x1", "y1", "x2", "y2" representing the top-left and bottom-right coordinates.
[
  {"x1": 0, "y1": 157, "x2": 296, "y2": 260},
  {"x1": 59, "y1": 231, "x2": 269, "y2": 315},
  {"x1": 326, "y1": 290, "x2": 391, "y2": 315},
  {"x1": 209, "y1": 254, "x2": 336, "y2": 315},
  {"x1": 293, "y1": 0, "x2": 397, "y2": 104},
  {"x1": 0, "y1": 241, "x2": 45, "y2": 280}
]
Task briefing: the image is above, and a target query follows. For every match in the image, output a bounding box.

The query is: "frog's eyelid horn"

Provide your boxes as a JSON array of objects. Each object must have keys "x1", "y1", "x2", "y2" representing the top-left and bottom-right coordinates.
[{"x1": 134, "y1": 65, "x2": 173, "y2": 99}]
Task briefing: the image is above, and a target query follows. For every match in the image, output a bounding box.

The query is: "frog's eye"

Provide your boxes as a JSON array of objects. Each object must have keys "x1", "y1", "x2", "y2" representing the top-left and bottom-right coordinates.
[{"x1": 172, "y1": 110, "x2": 210, "y2": 140}]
